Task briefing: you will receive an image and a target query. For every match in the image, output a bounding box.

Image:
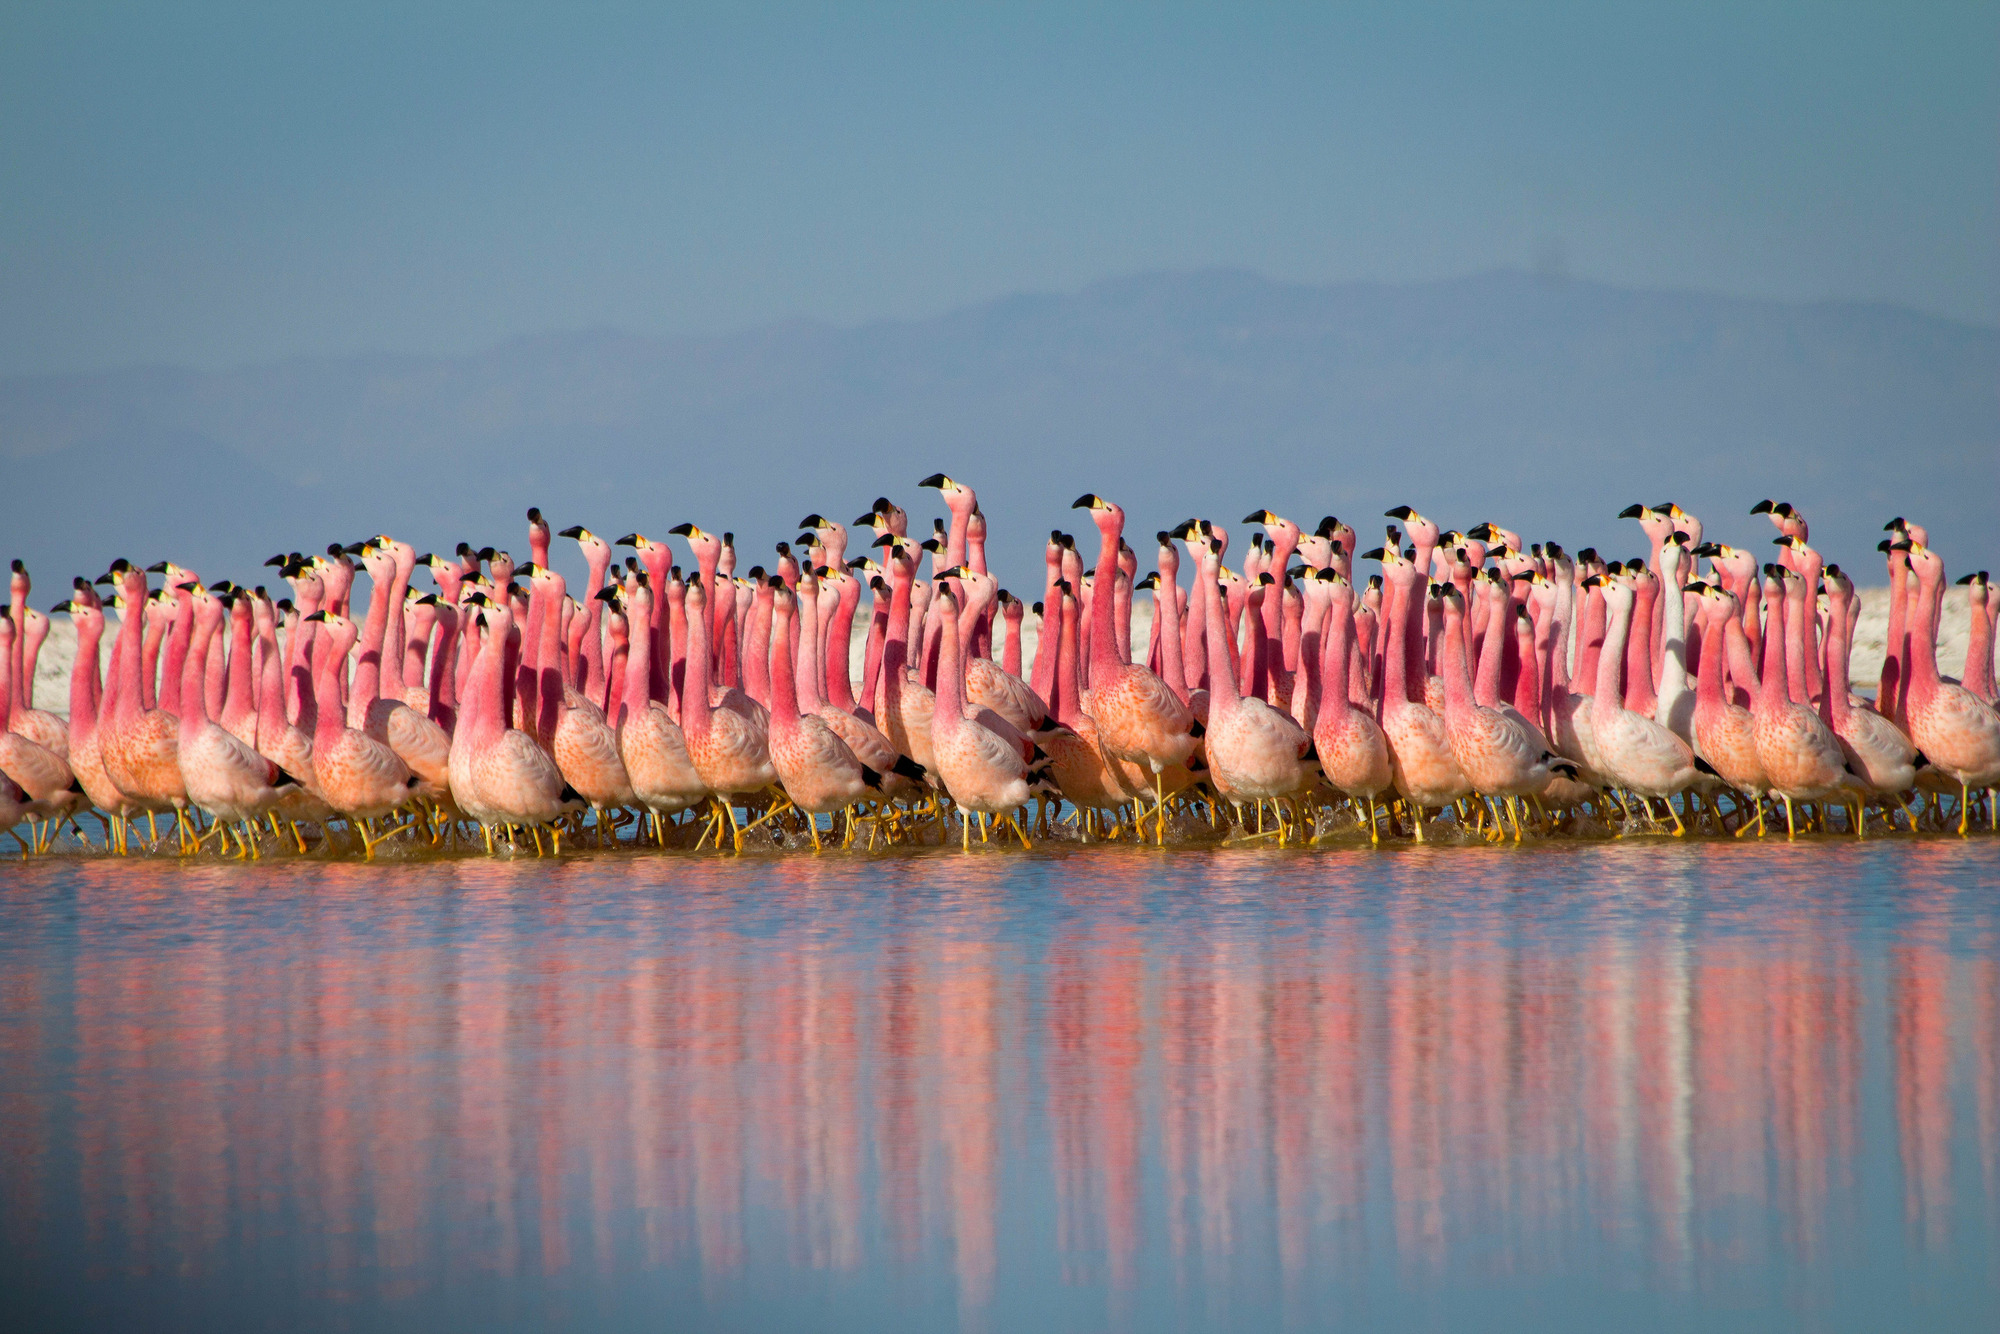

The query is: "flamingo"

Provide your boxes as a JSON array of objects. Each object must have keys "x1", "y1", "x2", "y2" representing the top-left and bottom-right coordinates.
[
  {"x1": 1588, "y1": 573, "x2": 1700, "y2": 833},
  {"x1": 1365, "y1": 543, "x2": 1468, "y2": 839},
  {"x1": 678, "y1": 574, "x2": 778, "y2": 851},
  {"x1": 301, "y1": 610, "x2": 420, "y2": 855},
  {"x1": 173, "y1": 586, "x2": 298, "y2": 855},
  {"x1": 1898, "y1": 541, "x2": 2000, "y2": 833},
  {"x1": 445, "y1": 594, "x2": 579, "y2": 851},
  {"x1": 1747, "y1": 567, "x2": 1859, "y2": 838},
  {"x1": 927, "y1": 584, "x2": 1032, "y2": 850},
  {"x1": 7, "y1": 563, "x2": 69, "y2": 757},
  {"x1": 1435, "y1": 583, "x2": 1571, "y2": 839},
  {"x1": 763, "y1": 580, "x2": 876, "y2": 848},
  {"x1": 95, "y1": 561, "x2": 191, "y2": 848},
  {"x1": 601, "y1": 582, "x2": 708, "y2": 840},
  {"x1": 1071, "y1": 495, "x2": 1195, "y2": 842},
  {"x1": 54, "y1": 584, "x2": 141, "y2": 850},
  {"x1": 1307, "y1": 570, "x2": 1392, "y2": 839},
  {"x1": 1819, "y1": 565, "x2": 1920, "y2": 824},
  {"x1": 1687, "y1": 584, "x2": 1771, "y2": 833}
]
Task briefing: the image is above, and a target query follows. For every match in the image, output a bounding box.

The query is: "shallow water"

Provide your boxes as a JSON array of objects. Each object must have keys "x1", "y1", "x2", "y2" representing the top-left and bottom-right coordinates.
[{"x1": 2, "y1": 840, "x2": 1997, "y2": 1331}]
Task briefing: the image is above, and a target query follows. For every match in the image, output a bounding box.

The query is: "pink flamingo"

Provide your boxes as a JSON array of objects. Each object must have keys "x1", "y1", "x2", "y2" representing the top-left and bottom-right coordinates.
[
  {"x1": 602, "y1": 582, "x2": 708, "y2": 840},
  {"x1": 1435, "y1": 583, "x2": 1569, "y2": 838},
  {"x1": 7, "y1": 563, "x2": 68, "y2": 757},
  {"x1": 1366, "y1": 543, "x2": 1468, "y2": 838},
  {"x1": 1588, "y1": 572, "x2": 1700, "y2": 833},
  {"x1": 1071, "y1": 495, "x2": 1195, "y2": 842},
  {"x1": 55, "y1": 585, "x2": 141, "y2": 850},
  {"x1": 1899, "y1": 541, "x2": 2000, "y2": 833},
  {"x1": 928, "y1": 584, "x2": 1033, "y2": 849},
  {"x1": 1819, "y1": 565, "x2": 1919, "y2": 823},
  {"x1": 96, "y1": 561, "x2": 191, "y2": 848},
  {"x1": 174, "y1": 587, "x2": 297, "y2": 855},
  {"x1": 1308, "y1": 570, "x2": 1392, "y2": 839},
  {"x1": 1688, "y1": 584, "x2": 1770, "y2": 834},
  {"x1": 764, "y1": 581, "x2": 876, "y2": 847},
  {"x1": 678, "y1": 574, "x2": 778, "y2": 850},
  {"x1": 1748, "y1": 567, "x2": 1857, "y2": 838},
  {"x1": 302, "y1": 609, "x2": 418, "y2": 856}
]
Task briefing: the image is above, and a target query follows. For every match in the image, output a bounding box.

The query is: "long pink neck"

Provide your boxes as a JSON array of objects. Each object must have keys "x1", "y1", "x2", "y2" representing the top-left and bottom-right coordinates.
[
  {"x1": 682, "y1": 585, "x2": 714, "y2": 742},
  {"x1": 1783, "y1": 580, "x2": 1811, "y2": 704},
  {"x1": 1822, "y1": 588, "x2": 1855, "y2": 727},
  {"x1": 181, "y1": 605, "x2": 222, "y2": 738},
  {"x1": 1511, "y1": 611, "x2": 1540, "y2": 723},
  {"x1": 1474, "y1": 589, "x2": 1507, "y2": 708},
  {"x1": 1880, "y1": 560, "x2": 1908, "y2": 718},
  {"x1": 1592, "y1": 594, "x2": 1630, "y2": 724},
  {"x1": 768, "y1": 599, "x2": 802, "y2": 730},
  {"x1": 1201, "y1": 561, "x2": 1241, "y2": 716},
  {"x1": 742, "y1": 587, "x2": 774, "y2": 708},
  {"x1": 536, "y1": 577, "x2": 567, "y2": 744},
  {"x1": 932, "y1": 599, "x2": 965, "y2": 734},
  {"x1": 1905, "y1": 566, "x2": 1944, "y2": 701},
  {"x1": 1089, "y1": 520, "x2": 1124, "y2": 679},
  {"x1": 257, "y1": 615, "x2": 288, "y2": 743},
  {"x1": 429, "y1": 607, "x2": 460, "y2": 726},
  {"x1": 1624, "y1": 581, "x2": 1658, "y2": 715},
  {"x1": 578, "y1": 548, "x2": 611, "y2": 693},
  {"x1": 1440, "y1": 599, "x2": 1475, "y2": 719},
  {"x1": 350, "y1": 570, "x2": 395, "y2": 725},
  {"x1": 1574, "y1": 588, "x2": 1606, "y2": 696},
  {"x1": 619, "y1": 594, "x2": 651, "y2": 726},
  {"x1": 312, "y1": 626, "x2": 354, "y2": 753},
  {"x1": 382, "y1": 560, "x2": 411, "y2": 697},
  {"x1": 796, "y1": 586, "x2": 828, "y2": 713},
  {"x1": 160, "y1": 592, "x2": 194, "y2": 717},
  {"x1": 1757, "y1": 588, "x2": 1788, "y2": 711},
  {"x1": 1963, "y1": 586, "x2": 1995, "y2": 701},
  {"x1": 1055, "y1": 596, "x2": 1084, "y2": 726},
  {"x1": 70, "y1": 612, "x2": 105, "y2": 738},
  {"x1": 1693, "y1": 608, "x2": 1729, "y2": 716},
  {"x1": 220, "y1": 601, "x2": 257, "y2": 733},
  {"x1": 825, "y1": 576, "x2": 860, "y2": 712},
  {"x1": 1320, "y1": 592, "x2": 1355, "y2": 720}
]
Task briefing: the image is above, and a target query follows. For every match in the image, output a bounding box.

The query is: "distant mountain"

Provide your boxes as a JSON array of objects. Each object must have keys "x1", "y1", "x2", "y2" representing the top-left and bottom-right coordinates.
[{"x1": 4, "y1": 269, "x2": 1995, "y2": 600}]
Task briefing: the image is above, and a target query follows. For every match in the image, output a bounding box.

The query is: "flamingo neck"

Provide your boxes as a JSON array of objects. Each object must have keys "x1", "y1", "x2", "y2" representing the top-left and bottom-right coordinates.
[
  {"x1": 1757, "y1": 590, "x2": 1789, "y2": 710},
  {"x1": 1440, "y1": 601, "x2": 1475, "y2": 718},
  {"x1": 1201, "y1": 564, "x2": 1241, "y2": 714},
  {"x1": 933, "y1": 602, "x2": 965, "y2": 729},
  {"x1": 1089, "y1": 521, "x2": 1124, "y2": 678},
  {"x1": 768, "y1": 603, "x2": 801, "y2": 728},
  {"x1": 1056, "y1": 596, "x2": 1083, "y2": 726},
  {"x1": 825, "y1": 577, "x2": 860, "y2": 712},
  {"x1": 682, "y1": 588, "x2": 714, "y2": 740},
  {"x1": 70, "y1": 615, "x2": 104, "y2": 735},
  {"x1": 1593, "y1": 595, "x2": 1630, "y2": 719}
]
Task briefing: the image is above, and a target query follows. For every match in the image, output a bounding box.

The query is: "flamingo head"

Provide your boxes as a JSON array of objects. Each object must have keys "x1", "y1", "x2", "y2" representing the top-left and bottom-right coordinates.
[
  {"x1": 1071, "y1": 493, "x2": 1125, "y2": 538},
  {"x1": 920, "y1": 473, "x2": 978, "y2": 516},
  {"x1": 1383, "y1": 506, "x2": 1438, "y2": 548},
  {"x1": 8, "y1": 559, "x2": 27, "y2": 599}
]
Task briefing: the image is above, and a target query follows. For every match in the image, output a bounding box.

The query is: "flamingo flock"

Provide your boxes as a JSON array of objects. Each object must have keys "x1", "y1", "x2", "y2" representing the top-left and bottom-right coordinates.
[{"x1": 3, "y1": 482, "x2": 1997, "y2": 857}]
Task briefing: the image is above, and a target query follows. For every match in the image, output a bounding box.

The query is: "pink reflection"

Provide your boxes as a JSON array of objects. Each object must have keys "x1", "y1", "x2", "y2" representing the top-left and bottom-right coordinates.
[{"x1": 0, "y1": 852, "x2": 1992, "y2": 1316}]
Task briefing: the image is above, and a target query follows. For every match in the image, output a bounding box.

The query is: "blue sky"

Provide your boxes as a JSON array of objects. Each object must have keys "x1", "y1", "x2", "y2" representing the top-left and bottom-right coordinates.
[{"x1": 3, "y1": 2, "x2": 1994, "y2": 375}]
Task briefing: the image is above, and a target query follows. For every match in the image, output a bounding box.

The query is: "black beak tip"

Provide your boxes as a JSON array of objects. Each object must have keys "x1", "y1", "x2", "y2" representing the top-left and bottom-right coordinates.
[
  {"x1": 1618, "y1": 504, "x2": 1645, "y2": 519},
  {"x1": 1750, "y1": 500, "x2": 1775, "y2": 514},
  {"x1": 918, "y1": 472, "x2": 948, "y2": 489},
  {"x1": 557, "y1": 525, "x2": 584, "y2": 540}
]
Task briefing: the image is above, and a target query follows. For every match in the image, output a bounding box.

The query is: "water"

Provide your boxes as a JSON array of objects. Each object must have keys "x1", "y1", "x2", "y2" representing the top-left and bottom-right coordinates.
[{"x1": 2, "y1": 841, "x2": 1996, "y2": 1332}]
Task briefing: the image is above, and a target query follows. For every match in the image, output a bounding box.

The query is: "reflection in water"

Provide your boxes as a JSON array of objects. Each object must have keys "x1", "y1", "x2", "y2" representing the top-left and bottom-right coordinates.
[{"x1": 1, "y1": 844, "x2": 1996, "y2": 1329}]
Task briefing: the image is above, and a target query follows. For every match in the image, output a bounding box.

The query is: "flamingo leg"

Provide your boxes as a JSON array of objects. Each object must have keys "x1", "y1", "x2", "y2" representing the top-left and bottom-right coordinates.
[{"x1": 1008, "y1": 813, "x2": 1032, "y2": 850}]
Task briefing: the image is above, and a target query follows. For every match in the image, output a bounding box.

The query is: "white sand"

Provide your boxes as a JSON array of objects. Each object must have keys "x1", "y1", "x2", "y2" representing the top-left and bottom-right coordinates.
[{"x1": 23, "y1": 586, "x2": 1983, "y2": 717}]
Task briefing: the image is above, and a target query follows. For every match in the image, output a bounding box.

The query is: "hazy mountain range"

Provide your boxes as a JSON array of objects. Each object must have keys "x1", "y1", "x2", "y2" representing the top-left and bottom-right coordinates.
[{"x1": 4, "y1": 269, "x2": 1995, "y2": 600}]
